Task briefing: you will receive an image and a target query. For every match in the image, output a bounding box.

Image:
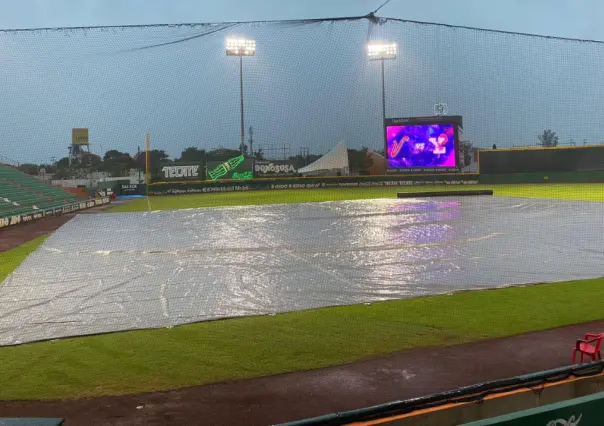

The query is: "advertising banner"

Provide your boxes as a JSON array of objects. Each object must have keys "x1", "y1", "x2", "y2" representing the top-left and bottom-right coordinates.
[
  {"x1": 94, "y1": 188, "x2": 113, "y2": 198},
  {"x1": 462, "y1": 390, "x2": 604, "y2": 425},
  {"x1": 147, "y1": 176, "x2": 479, "y2": 195},
  {"x1": 160, "y1": 163, "x2": 202, "y2": 180},
  {"x1": 254, "y1": 160, "x2": 298, "y2": 177},
  {"x1": 119, "y1": 184, "x2": 145, "y2": 196},
  {"x1": 0, "y1": 197, "x2": 110, "y2": 229},
  {"x1": 206, "y1": 155, "x2": 254, "y2": 181}
]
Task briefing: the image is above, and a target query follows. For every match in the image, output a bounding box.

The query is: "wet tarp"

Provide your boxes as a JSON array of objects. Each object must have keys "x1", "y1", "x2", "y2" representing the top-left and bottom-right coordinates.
[{"x1": 0, "y1": 197, "x2": 603, "y2": 346}]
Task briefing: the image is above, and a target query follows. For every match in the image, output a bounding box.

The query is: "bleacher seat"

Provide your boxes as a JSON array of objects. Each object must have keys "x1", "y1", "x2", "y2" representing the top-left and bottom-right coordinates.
[{"x1": 0, "y1": 164, "x2": 79, "y2": 217}]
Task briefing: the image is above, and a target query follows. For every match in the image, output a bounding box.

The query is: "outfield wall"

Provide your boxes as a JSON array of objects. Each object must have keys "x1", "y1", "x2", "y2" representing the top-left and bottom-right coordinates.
[
  {"x1": 147, "y1": 174, "x2": 478, "y2": 195},
  {"x1": 144, "y1": 171, "x2": 604, "y2": 195},
  {"x1": 478, "y1": 145, "x2": 604, "y2": 175},
  {"x1": 479, "y1": 170, "x2": 604, "y2": 184}
]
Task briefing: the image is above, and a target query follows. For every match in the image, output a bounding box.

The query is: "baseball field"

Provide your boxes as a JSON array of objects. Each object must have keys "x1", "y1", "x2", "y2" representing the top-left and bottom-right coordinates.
[{"x1": 0, "y1": 183, "x2": 603, "y2": 401}]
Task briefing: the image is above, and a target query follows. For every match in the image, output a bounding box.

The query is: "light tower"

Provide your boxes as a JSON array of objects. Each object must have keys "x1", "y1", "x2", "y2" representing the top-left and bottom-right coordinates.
[{"x1": 226, "y1": 38, "x2": 256, "y2": 155}]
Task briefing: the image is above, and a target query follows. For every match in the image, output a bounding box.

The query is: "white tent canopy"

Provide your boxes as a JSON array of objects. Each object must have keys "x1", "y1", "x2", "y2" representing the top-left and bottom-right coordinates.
[{"x1": 298, "y1": 142, "x2": 349, "y2": 176}]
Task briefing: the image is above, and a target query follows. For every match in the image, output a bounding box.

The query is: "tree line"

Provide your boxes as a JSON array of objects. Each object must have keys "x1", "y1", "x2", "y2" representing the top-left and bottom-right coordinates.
[
  {"x1": 15, "y1": 131, "x2": 586, "y2": 179},
  {"x1": 17, "y1": 146, "x2": 375, "y2": 179}
]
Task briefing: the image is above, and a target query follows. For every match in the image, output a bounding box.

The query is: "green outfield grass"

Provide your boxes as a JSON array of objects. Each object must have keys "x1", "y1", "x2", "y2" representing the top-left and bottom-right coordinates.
[
  {"x1": 0, "y1": 269, "x2": 602, "y2": 400},
  {"x1": 0, "y1": 182, "x2": 602, "y2": 400},
  {"x1": 109, "y1": 183, "x2": 604, "y2": 212},
  {"x1": 0, "y1": 235, "x2": 48, "y2": 282}
]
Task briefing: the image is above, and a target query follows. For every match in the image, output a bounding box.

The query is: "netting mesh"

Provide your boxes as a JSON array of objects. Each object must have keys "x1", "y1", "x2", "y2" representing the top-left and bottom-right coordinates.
[
  {"x1": 2, "y1": 15, "x2": 604, "y2": 422},
  {"x1": 1, "y1": 16, "x2": 602, "y2": 162}
]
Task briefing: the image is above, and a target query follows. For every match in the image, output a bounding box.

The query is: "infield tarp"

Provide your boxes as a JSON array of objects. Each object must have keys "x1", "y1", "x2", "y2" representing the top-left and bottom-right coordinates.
[{"x1": 0, "y1": 197, "x2": 603, "y2": 345}]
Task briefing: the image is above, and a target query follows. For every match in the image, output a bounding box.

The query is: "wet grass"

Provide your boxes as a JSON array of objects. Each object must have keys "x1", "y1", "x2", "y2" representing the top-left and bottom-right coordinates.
[
  {"x1": 0, "y1": 277, "x2": 602, "y2": 400},
  {"x1": 0, "y1": 183, "x2": 602, "y2": 399},
  {"x1": 109, "y1": 183, "x2": 604, "y2": 212},
  {"x1": 0, "y1": 235, "x2": 48, "y2": 282}
]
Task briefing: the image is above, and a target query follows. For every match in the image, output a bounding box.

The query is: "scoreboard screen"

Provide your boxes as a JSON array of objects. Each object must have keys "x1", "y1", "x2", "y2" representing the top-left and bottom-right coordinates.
[{"x1": 385, "y1": 116, "x2": 462, "y2": 174}]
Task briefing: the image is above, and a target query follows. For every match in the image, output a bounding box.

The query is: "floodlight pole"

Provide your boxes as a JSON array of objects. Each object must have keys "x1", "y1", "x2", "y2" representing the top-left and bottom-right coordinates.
[
  {"x1": 381, "y1": 58, "x2": 386, "y2": 122},
  {"x1": 367, "y1": 42, "x2": 395, "y2": 123},
  {"x1": 367, "y1": 42, "x2": 396, "y2": 173},
  {"x1": 239, "y1": 55, "x2": 245, "y2": 155},
  {"x1": 227, "y1": 39, "x2": 255, "y2": 155}
]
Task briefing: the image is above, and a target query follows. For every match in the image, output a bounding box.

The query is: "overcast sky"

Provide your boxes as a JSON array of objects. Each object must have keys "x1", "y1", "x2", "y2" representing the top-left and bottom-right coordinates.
[{"x1": 1, "y1": 0, "x2": 603, "y2": 163}]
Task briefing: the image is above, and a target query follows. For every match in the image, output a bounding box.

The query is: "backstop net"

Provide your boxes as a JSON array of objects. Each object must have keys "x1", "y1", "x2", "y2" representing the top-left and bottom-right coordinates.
[
  {"x1": 1, "y1": 15, "x2": 603, "y2": 165},
  {"x1": 0, "y1": 14, "x2": 603, "y2": 422}
]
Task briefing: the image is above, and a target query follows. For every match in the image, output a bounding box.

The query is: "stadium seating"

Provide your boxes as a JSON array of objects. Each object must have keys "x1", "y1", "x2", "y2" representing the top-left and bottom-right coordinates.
[{"x1": 0, "y1": 164, "x2": 79, "y2": 216}]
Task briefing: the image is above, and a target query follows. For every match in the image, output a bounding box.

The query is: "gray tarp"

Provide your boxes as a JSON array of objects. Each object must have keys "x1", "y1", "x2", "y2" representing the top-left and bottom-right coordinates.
[{"x1": 1, "y1": 197, "x2": 603, "y2": 346}]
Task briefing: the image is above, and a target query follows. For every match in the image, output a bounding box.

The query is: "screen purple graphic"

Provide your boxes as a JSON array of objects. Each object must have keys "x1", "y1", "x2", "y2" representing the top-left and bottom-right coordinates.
[{"x1": 386, "y1": 124, "x2": 457, "y2": 168}]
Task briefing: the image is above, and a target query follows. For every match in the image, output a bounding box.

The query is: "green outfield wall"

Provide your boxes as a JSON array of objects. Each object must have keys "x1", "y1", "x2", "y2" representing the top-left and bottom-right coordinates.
[{"x1": 144, "y1": 171, "x2": 604, "y2": 195}]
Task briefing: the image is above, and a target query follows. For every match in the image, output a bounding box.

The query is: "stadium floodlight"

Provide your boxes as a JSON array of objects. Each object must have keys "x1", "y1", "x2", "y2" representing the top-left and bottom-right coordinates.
[
  {"x1": 226, "y1": 38, "x2": 256, "y2": 155},
  {"x1": 226, "y1": 38, "x2": 256, "y2": 56},
  {"x1": 366, "y1": 42, "x2": 397, "y2": 61}
]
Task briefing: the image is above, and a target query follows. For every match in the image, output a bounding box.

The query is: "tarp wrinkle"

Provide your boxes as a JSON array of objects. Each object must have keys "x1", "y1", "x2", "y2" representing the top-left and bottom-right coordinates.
[{"x1": 0, "y1": 197, "x2": 602, "y2": 346}]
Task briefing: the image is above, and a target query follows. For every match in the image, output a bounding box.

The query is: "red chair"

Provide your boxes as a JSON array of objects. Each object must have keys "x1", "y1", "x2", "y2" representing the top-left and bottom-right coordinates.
[{"x1": 572, "y1": 333, "x2": 604, "y2": 363}]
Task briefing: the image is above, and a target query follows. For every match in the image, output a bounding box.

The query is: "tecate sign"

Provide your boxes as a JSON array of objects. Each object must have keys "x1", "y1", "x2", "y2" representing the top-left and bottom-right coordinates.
[
  {"x1": 254, "y1": 162, "x2": 297, "y2": 175},
  {"x1": 162, "y1": 165, "x2": 200, "y2": 179}
]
